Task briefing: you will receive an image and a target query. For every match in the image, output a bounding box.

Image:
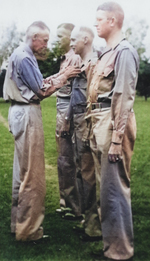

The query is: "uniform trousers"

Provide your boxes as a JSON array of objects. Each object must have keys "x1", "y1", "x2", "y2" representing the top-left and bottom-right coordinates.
[
  {"x1": 56, "y1": 99, "x2": 81, "y2": 216},
  {"x1": 89, "y1": 108, "x2": 136, "y2": 260},
  {"x1": 73, "y1": 112, "x2": 101, "y2": 237},
  {"x1": 9, "y1": 103, "x2": 45, "y2": 241}
]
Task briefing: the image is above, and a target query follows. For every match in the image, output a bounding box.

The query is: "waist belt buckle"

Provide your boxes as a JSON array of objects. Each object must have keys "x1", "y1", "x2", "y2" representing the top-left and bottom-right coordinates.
[{"x1": 92, "y1": 103, "x2": 102, "y2": 110}]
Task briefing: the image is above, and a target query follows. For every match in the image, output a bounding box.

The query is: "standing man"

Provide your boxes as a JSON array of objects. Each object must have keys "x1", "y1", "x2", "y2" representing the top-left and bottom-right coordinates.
[
  {"x1": 86, "y1": 2, "x2": 139, "y2": 260},
  {"x1": 3, "y1": 21, "x2": 80, "y2": 241},
  {"x1": 64, "y1": 26, "x2": 102, "y2": 239},
  {"x1": 55, "y1": 23, "x2": 82, "y2": 218}
]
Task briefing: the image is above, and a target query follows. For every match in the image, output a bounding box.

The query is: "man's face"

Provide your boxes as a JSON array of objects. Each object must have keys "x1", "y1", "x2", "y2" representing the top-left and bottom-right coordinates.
[
  {"x1": 32, "y1": 29, "x2": 49, "y2": 54},
  {"x1": 56, "y1": 27, "x2": 70, "y2": 51},
  {"x1": 70, "y1": 29, "x2": 84, "y2": 56},
  {"x1": 95, "y1": 10, "x2": 111, "y2": 39}
]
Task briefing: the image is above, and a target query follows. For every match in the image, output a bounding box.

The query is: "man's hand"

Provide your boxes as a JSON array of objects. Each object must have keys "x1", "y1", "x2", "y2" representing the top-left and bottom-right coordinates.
[
  {"x1": 64, "y1": 66, "x2": 81, "y2": 79},
  {"x1": 108, "y1": 142, "x2": 122, "y2": 163},
  {"x1": 60, "y1": 119, "x2": 70, "y2": 138}
]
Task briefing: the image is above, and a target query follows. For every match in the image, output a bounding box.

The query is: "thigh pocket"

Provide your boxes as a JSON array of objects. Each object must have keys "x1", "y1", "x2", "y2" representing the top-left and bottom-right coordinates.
[{"x1": 9, "y1": 107, "x2": 26, "y2": 139}]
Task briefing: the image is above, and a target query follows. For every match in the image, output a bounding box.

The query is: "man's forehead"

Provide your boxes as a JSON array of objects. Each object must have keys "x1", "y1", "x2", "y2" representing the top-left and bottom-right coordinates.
[
  {"x1": 71, "y1": 28, "x2": 81, "y2": 39},
  {"x1": 96, "y1": 9, "x2": 110, "y2": 19},
  {"x1": 38, "y1": 28, "x2": 49, "y2": 37},
  {"x1": 57, "y1": 27, "x2": 70, "y2": 37}
]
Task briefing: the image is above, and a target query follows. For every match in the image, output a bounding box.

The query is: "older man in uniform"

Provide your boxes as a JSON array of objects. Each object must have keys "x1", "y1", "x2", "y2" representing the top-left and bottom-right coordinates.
[
  {"x1": 55, "y1": 23, "x2": 82, "y2": 218},
  {"x1": 86, "y1": 2, "x2": 139, "y2": 260},
  {"x1": 63, "y1": 26, "x2": 102, "y2": 238},
  {"x1": 3, "y1": 21, "x2": 80, "y2": 241}
]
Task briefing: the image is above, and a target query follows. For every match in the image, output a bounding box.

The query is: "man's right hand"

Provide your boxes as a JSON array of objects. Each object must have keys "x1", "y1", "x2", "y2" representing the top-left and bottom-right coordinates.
[{"x1": 64, "y1": 66, "x2": 81, "y2": 79}]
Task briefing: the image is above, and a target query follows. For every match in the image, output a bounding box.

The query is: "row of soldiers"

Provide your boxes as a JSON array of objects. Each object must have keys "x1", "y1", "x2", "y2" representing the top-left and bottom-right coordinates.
[{"x1": 3, "y1": 2, "x2": 139, "y2": 261}]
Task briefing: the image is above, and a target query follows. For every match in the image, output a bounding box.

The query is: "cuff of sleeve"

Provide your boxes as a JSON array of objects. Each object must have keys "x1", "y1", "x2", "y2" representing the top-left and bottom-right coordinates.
[{"x1": 111, "y1": 130, "x2": 123, "y2": 144}]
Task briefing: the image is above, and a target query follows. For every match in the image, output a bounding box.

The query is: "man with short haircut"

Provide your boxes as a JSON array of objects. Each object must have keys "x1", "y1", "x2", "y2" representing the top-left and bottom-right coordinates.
[
  {"x1": 55, "y1": 23, "x2": 82, "y2": 218},
  {"x1": 86, "y1": 2, "x2": 139, "y2": 260},
  {"x1": 63, "y1": 26, "x2": 101, "y2": 238},
  {"x1": 3, "y1": 21, "x2": 80, "y2": 241}
]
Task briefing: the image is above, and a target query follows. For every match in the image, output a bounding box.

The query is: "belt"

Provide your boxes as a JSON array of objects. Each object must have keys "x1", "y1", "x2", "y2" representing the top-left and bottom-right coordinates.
[
  {"x1": 73, "y1": 106, "x2": 87, "y2": 114},
  {"x1": 11, "y1": 100, "x2": 40, "y2": 106},
  {"x1": 91, "y1": 102, "x2": 111, "y2": 110}
]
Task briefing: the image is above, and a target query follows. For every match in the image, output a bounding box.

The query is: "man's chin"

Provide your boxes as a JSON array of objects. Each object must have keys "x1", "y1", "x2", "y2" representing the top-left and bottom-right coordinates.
[{"x1": 34, "y1": 49, "x2": 49, "y2": 60}]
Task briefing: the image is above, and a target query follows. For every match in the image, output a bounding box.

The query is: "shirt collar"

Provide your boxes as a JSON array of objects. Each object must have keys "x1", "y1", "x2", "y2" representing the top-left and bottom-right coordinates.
[
  {"x1": 99, "y1": 38, "x2": 126, "y2": 59},
  {"x1": 20, "y1": 42, "x2": 37, "y2": 61}
]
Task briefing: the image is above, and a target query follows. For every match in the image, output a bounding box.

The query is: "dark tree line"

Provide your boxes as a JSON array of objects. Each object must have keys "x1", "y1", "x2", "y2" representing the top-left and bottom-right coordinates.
[
  {"x1": 37, "y1": 44, "x2": 65, "y2": 78},
  {"x1": 136, "y1": 60, "x2": 150, "y2": 101}
]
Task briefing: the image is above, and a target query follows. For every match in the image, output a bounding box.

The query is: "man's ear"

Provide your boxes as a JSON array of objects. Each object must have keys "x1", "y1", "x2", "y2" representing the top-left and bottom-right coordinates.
[
  {"x1": 33, "y1": 34, "x2": 38, "y2": 41},
  {"x1": 110, "y1": 16, "x2": 116, "y2": 27},
  {"x1": 84, "y1": 36, "x2": 88, "y2": 44}
]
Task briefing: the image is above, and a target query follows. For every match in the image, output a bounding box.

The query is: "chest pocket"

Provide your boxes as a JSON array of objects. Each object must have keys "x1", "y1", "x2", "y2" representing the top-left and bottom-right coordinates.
[{"x1": 92, "y1": 50, "x2": 118, "y2": 93}]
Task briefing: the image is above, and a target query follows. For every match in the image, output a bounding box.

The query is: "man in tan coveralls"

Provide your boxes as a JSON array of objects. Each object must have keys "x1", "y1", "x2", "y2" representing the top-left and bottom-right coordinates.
[
  {"x1": 86, "y1": 2, "x2": 139, "y2": 260},
  {"x1": 3, "y1": 21, "x2": 80, "y2": 241}
]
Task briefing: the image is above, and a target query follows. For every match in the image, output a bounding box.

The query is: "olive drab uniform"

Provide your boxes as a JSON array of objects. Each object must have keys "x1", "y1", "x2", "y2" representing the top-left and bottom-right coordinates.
[
  {"x1": 86, "y1": 39, "x2": 139, "y2": 260},
  {"x1": 66, "y1": 56, "x2": 101, "y2": 237},
  {"x1": 56, "y1": 49, "x2": 82, "y2": 216}
]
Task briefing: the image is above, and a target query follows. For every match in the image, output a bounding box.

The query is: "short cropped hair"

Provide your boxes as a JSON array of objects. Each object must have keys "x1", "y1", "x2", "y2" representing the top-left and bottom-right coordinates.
[
  {"x1": 97, "y1": 2, "x2": 124, "y2": 28},
  {"x1": 57, "y1": 23, "x2": 75, "y2": 33},
  {"x1": 25, "y1": 21, "x2": 50, "y2": 41},
  {"x1": 79, "y1": 26, "x2": 95, "y2": 40}
]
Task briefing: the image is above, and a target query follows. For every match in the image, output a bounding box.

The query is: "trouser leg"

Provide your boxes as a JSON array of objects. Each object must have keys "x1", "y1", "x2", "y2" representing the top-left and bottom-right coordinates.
[
  {"x1": 91, "y1": 110, "x2": 135, "y2": 259},
  {"x1": 56, "y1": 101, "x2": 81, "y2": 215},
  {"x1": 57, "y1": 136, "x2": 81, "y2": 216},
  {"x1": 9, "y1": 104, "x2": 46, "y2": 241},
  {"x1": 11, "y1": 146, "x2": 21, "y2": 233},
  {"x1": 56, "y1": 102, "x2": 69, "y2": 207},
  {"x1": 73, "y1": 113, "x2": 101, "y2": 235},
  {"x1": 84, "y1": 134, "x2": 101, "y2": 237},
  {"x1": 101, "y1": 156, "x2": 134, "y2": 260}
]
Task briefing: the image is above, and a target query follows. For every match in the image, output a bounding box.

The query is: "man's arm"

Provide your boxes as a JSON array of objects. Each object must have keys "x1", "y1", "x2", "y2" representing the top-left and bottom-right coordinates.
[
  {"x1": 108, "y1": 48, "x2": 139, "y2": 163},
  {"x1": 19, "y1": 58, "x2": 81, "y2": 99}
]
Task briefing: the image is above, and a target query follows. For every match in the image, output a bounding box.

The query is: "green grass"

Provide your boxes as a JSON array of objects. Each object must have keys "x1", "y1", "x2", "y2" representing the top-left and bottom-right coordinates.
[{"x1": 0, "y1": 96, "x2": 150, "y2": 261}]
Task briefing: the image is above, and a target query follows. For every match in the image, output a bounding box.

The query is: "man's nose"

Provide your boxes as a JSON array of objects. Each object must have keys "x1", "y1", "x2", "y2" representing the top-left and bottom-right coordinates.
[
  {"x1": 94, "y1": 20, "x2": 98, "y2": 27},
  {"x1": 70, "y1": 40, "x2": 73, "y2": 47}
]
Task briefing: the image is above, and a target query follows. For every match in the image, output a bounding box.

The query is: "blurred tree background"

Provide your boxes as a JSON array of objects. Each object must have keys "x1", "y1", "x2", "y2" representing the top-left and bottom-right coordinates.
[
  {"x1": 125, "y1": 17, "x2": 150, "y2": 100},
  {"x1": 0, "y1": 19, "x2": 150, "y2": 100}
]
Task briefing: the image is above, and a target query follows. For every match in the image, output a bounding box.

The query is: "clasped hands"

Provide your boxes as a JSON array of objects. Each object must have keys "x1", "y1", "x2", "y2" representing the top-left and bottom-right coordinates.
[{"x1": 108, "y1": 142, "x2": 123, "y2": 163}]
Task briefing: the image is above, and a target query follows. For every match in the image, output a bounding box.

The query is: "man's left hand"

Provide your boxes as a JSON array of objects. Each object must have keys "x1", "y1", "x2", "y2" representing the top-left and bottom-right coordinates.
[{"x1": 108, "y1": 142, "x2": 122, "y2": 163}]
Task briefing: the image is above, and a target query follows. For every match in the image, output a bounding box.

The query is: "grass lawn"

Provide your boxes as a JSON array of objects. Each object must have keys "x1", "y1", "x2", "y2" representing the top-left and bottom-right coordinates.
[{"x1": 0, "y1": 96, "x2": 150, "y2": 261}]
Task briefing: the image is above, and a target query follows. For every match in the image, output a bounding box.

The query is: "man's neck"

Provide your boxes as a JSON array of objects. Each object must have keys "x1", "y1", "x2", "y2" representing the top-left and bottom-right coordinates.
[
  {"x1": 81, "y1": 47, "x2": 93, "y2": 65},
  {"x1": 106, "y1": 30, "x2": 124, "y2": 49}
]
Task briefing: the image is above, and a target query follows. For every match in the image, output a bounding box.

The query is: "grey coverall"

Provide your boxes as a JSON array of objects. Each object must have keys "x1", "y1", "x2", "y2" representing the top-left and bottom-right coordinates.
[
  {"x1": 66, "y1": 68, "x2": 101, "y2": 237},
  {"x1": 56, "y1": 49, "x2": 82, "y2": 216}
]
